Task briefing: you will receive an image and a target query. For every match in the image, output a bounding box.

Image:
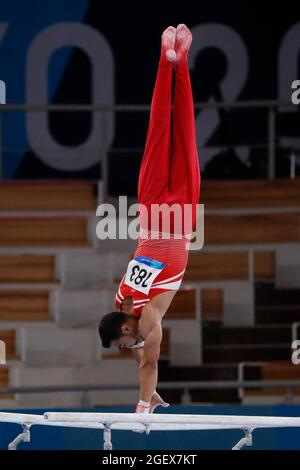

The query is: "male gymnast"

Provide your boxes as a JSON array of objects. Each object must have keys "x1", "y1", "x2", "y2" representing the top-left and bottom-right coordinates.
[{"x1": 99, "y1": 24, "x2": 200, "y2": 414}]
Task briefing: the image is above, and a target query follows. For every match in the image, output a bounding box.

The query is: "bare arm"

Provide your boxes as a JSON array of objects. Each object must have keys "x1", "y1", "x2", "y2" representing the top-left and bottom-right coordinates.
[
  {"x1": 139, "y1": 324, "x2": 161, "y2": 402},
  {"x1": 131, "y1": 347, "x2": 144, "y2": 365},
  {"x1": 138, "y1": 305, "x2": 162, "y2": 402}
]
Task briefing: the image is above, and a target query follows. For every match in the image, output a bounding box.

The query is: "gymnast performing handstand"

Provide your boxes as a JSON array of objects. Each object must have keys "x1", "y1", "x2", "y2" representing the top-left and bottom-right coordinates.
[{"x1": 99, "y1": 24, "x2": 201, "y2": 414}]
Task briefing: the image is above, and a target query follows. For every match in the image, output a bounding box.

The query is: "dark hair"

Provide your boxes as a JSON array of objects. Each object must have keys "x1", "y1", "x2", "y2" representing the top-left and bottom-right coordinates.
[{"x1": 98, "y1": 311, "x2": 127, "y2": 348}]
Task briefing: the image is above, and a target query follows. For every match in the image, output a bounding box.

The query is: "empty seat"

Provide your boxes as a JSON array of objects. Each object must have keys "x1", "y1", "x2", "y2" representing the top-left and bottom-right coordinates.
[
  {"x1": 0, "y1": 290, "x2": 51, "y2": 321},
  {"x1": 0, "y1": 217, "x2": 89, "y2": 246},
  {"x1": 254, "y1": 251, "x2": 276, "y2": 279},
  {"x1": 202, "y1": 179, "x2": 300, "y2": 208},
  {"x1": 201, "y1": 288, "x2": 223, "y2": 319},
  {"x1": 245, "y1": 361, "x2": 300, "y2": 397},
  {"x1": 167, "y1": 289, "x2": 196, "y2": 319},
  {"x1": 0, "y1": 180, "x2": 95, "y2": 211},
  {"x1": 205, "y1": 213, "x2": 300, "y2": 244},
  {"x1": 0, "y1": 330, "x2": 19, "y2": 360},
  {"x1": 0, "y1": 366, "x2": 12, "y2": 399},
  {"x1": 0, "y1": 255, "x2": 56, "y2": 283},
  {"x1": 185, "y1": 251, "x2": 248, "y2": 281}
]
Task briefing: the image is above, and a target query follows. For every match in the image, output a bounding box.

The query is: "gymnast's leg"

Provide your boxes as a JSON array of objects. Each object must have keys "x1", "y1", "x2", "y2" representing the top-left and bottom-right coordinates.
[
  {"x1": 137, "y1": 26, "x2": 176, "y2": 231},
  {"x1": 169, "y1": 24, "x2": 201, "y2": 235}
]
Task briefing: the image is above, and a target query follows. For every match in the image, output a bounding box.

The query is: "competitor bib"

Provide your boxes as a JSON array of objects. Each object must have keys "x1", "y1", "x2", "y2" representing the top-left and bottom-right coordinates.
[{"x1": 124, "y1": 256, "x2": 165, "y2": 295}]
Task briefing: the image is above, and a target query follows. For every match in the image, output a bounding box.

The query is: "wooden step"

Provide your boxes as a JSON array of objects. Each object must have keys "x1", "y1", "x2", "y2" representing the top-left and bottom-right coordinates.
[
  {"x1": 205, "y1": 213, "x2": 300, "y2": 245},
  {"x1": 159, "y1": 362, "x2": 239, "y2": 403},
  {"x1": 185, "y1": 251, "x2": 275, "y2": 282},
  {"x1": 256, "y1": 286, "x2": 300, "y2": 306},
  {"x1": 159, "y1": 362, "x2": 238, "y2": 381},
  {"x1": 202, "y1": 179, "x2": 300, "y2": 208},
  {"x1": 160, "y1": 388, "x2": 239, "y2": 404},
  {"x1": 0, "y1": 255, "x2": 56, "y2": 283},
  {"x1": 244, "y1": 388, "x2": 300, "y2": 397},
  {"x1": 0, "y1": 366, "x2": 9, "y2": 386},
  {"x1": 262, "y1": 361, "x2": 300, "y2": 380},
  {"x1": 256, "y1": 306, "x2": 300, "y2": 324},
  {"x1": 0, "y1": 366, "x2": 13, "y2": 399},
  {"x1": 254, "y1": 251, "x2": 276, "y2": 279},
  {"x1": 201, "y1": 289, "x2": 223, "y2": 319},
  {"x1": 203, "y1": 344, "x2": 291, "y2": 363},
  {"x1": 0, "y1": 180, "x2": 96, "y2": 211},
  {"x1": 0, "y1": 290, "x2": 51, "y2": 321},
  {"x1": 0, "y1": 217, "x2": 89, "y2": 246},
  {"x1": 185, "y1": 251, "x2": 248, "y2": 281},
  {"x1": 244, "y1": 361, "x2": 300, "y2": 397},
  {"x1": 143, "y1": 288, "x2": 223, "y2": 320},
  {"x1": 0, "y1": 330, "x2": 19, "y2": 359},
  {"x1": 203, "y1": 325, "x2": 292, "y2": 346},
  {"x1": 167, "y1": 289, "x2": 196, "y2": 319}
]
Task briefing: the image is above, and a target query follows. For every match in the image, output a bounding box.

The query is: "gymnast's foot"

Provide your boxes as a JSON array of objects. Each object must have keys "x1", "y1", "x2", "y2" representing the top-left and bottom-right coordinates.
[
  {"x1": 161, "y1": 26, "x2": 177, "y2": 63},
  {"x1": 175, "y1": 24, "x2": 192, "y2": 62}
]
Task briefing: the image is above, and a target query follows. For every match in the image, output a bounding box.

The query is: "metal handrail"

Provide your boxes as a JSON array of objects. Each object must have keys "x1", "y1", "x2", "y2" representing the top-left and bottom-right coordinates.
[
  {"x1": 1, "y1": 379, "x2": 300, "y2": 395},
  {"x1": 292, "y1": 323, "x2": 300, "y2": 343},
  {"x1": 0, "y1": 99, "x2": 298, "y2": 183},
  {"x1": 0, "y1": 100, "x2": 295, "y2": 111}
]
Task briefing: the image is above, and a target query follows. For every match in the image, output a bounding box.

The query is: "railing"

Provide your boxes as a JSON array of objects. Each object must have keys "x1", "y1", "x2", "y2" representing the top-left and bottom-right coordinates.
[
  {"x1": 0, "y1": 101, "x2": 299, "y2": 197},
  {"x1": 1, "y1": 380, "x2": 300, "y2": 407},
  {"x1": 292, "y1": 323, "x2": 300, "y2": 343}
]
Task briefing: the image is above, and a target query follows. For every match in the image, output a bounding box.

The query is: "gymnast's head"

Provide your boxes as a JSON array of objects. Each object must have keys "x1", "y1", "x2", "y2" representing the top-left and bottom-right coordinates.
[{"x1": 98, "y1": 311, "x2": 143, "y2": 349}]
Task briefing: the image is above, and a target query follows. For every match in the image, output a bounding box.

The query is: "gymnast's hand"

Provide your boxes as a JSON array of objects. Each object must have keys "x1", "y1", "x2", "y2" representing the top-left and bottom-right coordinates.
[
  {"x1": 135, "y1": 391, "x2": 169, "y2": 415},
  {"x1": 149, "y1": 391, "x2": 169, "y2": 413},
  {"x1": 134, "y1": 392, "x2": 170, "y2": 434}
]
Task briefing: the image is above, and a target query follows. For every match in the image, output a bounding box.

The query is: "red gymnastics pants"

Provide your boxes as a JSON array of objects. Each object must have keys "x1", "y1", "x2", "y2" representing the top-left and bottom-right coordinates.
[{"x1": 137, "y1": 53, "x2": 201, "y2": 236}]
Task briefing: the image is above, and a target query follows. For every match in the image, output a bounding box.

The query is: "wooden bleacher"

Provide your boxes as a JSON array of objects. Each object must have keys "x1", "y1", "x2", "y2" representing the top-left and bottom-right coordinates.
[
  {"x1": 110, "y1": 285, "x2": 223, "y2": 321},
  {"x1": 0, "y1": 217, "x2": 89, "y2": 246},
  {"x1": 0, "y1": 255, "x2": 56, "y2": 283},
  {"x1": 262, "y1": 361, "x2": 300, "y2": 381},
  {"x1": 0, "y1": 290, "x2": 52, "y2": 321},
  {"x1": 254, "y1": 251, "x2": 276, "y2": 279},
  {"x1": 0, "y1": 366, "x2": 12, "y2": 399},
  {"x1": 245, "y1": 361, "x2": 300, "y2": 397},
  {"x1": 205, "y1": 213, "x2": 300, "y2": 244},
  {"x1": 202, "y1": 179, "x2": 300, "y2": 208},
  {"x1": 0, "y1": 181, "x2": 95, "y2": 211},
  {"x1": 0, "y1": 330, "x2": 19, "y2": 360},
  {"x1": 0, "y1": 178, "x2": 298, "y2": 406},
  {"x1": 2, "y1": 179, "x2": 298, "y2": 211},
  {"x1": 201, "y1": 288, "x2": 223, "y2": 319},
  {"x1": 185, "y1": 251, "x2": 275, "y2": 281},
  {"x1": 167, "y1": 289, "x2": 196, "y2": 319},
  {"x1": 164, "y1": 287, "x2": 223, "y2": 320},
  {"x1": 185, "y1": 252, "x2": 248, "y2": 281}
]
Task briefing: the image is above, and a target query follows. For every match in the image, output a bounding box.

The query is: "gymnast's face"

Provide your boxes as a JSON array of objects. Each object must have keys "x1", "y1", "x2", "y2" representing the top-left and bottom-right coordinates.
[{"x1": 112, "y1": 318, "x2": 143, "y2": 349}]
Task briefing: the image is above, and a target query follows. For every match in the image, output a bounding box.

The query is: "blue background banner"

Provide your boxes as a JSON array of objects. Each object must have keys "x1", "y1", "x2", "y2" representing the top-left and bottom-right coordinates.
[{"x1": 0, "y1": 1, "x2": 299, "y2": 181}]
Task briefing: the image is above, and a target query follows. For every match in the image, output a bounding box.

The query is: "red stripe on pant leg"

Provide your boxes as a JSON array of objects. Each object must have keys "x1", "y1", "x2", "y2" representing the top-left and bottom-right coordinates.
[
  {"x1": 138, "y1": 57, "x2": 173, "y2": 206},
  {"x1": 169, "y1": 57, "x2": 201, "y2": 233},
  {"x1": 138, "y1": 56, "x2": 174, "y2": 231}
]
